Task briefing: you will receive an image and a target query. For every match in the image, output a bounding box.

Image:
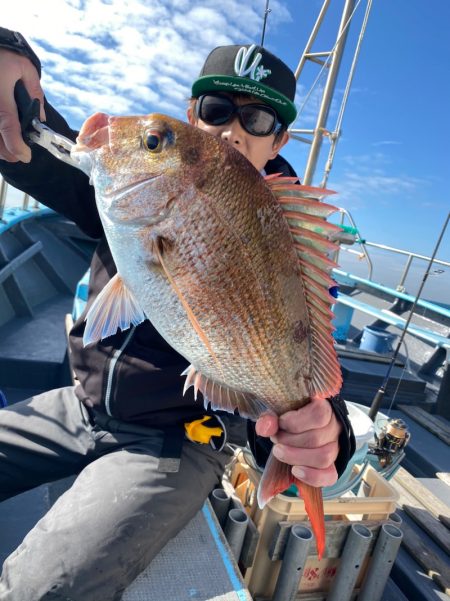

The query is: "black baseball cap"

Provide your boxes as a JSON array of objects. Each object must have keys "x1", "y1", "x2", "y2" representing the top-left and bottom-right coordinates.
[{"x1": 191, "y1": 44, "x2": 297, "y2": 126}]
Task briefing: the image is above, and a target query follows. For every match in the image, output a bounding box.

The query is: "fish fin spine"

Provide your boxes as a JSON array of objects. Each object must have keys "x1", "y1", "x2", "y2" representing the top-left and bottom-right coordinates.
[
  {"x1": 266, "y1": 175, "x2": 343, "y2": 400},
  {"x1": 181, "y1": 364, "x2": 267, "y2": 420}
]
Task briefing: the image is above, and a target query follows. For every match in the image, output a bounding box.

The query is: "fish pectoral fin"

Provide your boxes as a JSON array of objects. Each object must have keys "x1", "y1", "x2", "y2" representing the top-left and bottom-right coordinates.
[
  {"x1": 83, "y1": 273, "x2": 146, "y2": 346},
  {"x1": 181, "y1": 364, "x2": 267, "y2": 421},
  {"x1": 257, "y1": 451, "x2": 326, "y2": 560}
]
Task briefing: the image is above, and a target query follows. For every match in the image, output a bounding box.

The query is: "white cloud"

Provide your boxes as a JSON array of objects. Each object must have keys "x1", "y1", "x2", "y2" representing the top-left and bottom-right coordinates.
[
  {"x1": 372, "y1": 140, "x2": 403, "y2": 147},
  {"x1": 3, "y1": 0, "x2": 293, "y2": 129},
  {"x1": 329, "y1": 151, "x2": 429, "y2": 211}
]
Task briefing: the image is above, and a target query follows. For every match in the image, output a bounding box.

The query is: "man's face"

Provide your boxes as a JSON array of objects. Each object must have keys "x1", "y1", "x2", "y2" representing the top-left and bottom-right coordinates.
[{"x1": 187, "y1": 94, "x2": 289, "y2": 171}]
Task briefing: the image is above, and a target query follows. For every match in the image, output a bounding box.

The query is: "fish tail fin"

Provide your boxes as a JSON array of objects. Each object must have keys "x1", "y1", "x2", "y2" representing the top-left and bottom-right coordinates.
[
  {"x1": 257, "y1": 450, "x2": 325, "y2": 559},
  {"x1": 297, "y1": 482, "x2": 325, "y2": 560}
]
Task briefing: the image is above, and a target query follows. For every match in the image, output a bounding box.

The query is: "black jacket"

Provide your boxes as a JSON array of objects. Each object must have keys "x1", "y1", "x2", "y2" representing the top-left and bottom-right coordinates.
[{"x1": 0, "y1": 27, "x2": 355, "y2": 471}]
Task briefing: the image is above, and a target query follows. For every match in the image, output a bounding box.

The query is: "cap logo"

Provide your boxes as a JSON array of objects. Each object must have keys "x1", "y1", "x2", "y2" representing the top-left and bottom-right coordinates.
[{"x1": 234, "y1": 45, "x2": 271, "y2": 82}]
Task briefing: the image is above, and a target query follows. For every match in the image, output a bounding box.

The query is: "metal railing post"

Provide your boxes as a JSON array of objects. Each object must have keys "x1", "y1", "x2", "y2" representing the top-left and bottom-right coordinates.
[
  {"x1": 0, "y1": 178, "x2": 7, "y2": 222},
  {"x1": 397, "y1": 254, "x2": 413, "y2": 292}
]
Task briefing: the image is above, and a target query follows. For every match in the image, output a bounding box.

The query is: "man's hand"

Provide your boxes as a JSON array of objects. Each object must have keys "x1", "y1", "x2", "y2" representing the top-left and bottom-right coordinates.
[
  {"x1": 255, "y1": 398, "x2": 342, "y2": 487},
  {"x1": 0, "y1": 49, "x2": 45, "y2": 163}
]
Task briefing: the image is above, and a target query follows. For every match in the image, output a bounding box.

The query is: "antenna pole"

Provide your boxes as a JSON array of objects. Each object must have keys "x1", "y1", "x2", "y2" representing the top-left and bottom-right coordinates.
[
  {"x1": 261, "y1": 0, "x2": 271, "y2": 46},
  {"x1": 368, "y1": 212, "x2": 450, "y2": 421}
]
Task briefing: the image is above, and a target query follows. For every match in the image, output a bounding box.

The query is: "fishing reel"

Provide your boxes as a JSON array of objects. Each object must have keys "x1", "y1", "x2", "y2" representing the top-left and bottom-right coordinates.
[{"x1": 368, "y1": 418, "x2": 410, "y2": 468}]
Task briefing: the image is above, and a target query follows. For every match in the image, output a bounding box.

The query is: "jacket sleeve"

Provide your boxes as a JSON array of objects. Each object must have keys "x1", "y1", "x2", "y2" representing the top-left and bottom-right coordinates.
[{"x1": 0, "y1": 27, "x2": 103, "y2": 239}]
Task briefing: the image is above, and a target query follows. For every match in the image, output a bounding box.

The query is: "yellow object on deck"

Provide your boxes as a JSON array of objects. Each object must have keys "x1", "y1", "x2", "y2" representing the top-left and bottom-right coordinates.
[{"x1": 184, "y1": 416, "x2": 223, "y2": 445}]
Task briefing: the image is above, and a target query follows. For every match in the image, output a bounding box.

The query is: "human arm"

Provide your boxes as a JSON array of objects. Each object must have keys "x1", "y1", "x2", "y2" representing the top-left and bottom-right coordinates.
[
  {"x1": 248, "y1": 396, "x2": 356, "y2": 487},
  {"x1": 0, "y1": 28, "x2": 102, "y2": 238}
]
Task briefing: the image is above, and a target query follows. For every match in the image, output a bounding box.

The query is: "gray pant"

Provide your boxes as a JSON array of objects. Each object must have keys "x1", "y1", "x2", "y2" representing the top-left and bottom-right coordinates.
[{"x1": 0, "y1": 387, "x2": 230, "y2": 600}]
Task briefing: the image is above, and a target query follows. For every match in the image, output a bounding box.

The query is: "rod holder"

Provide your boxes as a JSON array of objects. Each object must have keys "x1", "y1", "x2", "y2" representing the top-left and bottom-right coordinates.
[
  {"x1": 389, "y1": 512, "x2": 403, "y2": 526},
  {"x1": 209, "y1": 488, "x2": 230, "y2": 527},
  {"x1": 357, "y1": 523, "x2": 403, "y2": 601},
  {"x1": 224, "y1": 508, "x2": 248, "y2": 561},
  {"x1": 272, "y1": 525, "x2": 313, "y2": 601},
  {"x1": 327, "y1": 524, "x2": 372, "y2": 601}
]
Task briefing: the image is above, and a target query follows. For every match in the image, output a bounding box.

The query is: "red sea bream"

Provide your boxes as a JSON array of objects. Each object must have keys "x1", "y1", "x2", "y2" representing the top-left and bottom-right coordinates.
[{"x1": 72, "y1": 112, "x2": 343, "y2": 558}]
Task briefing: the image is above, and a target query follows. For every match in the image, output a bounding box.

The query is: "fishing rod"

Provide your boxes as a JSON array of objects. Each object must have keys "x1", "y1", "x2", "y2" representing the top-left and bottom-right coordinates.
[
  {"x1": 368, "y1": 211, "x2": 450, "y2": 421},
  {"x1": 260, "y1": 0, "x2": 271, "y2": 46}
]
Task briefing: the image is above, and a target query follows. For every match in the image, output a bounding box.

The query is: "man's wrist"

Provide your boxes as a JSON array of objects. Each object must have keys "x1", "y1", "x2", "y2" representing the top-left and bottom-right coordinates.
[{"x1": 0, "y1": 27, "x2": 41, "y2": 76}]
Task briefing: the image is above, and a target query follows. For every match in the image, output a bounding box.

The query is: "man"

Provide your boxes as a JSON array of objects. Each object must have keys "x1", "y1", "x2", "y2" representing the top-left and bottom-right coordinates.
[{"x1": 0, "y1": 29, "x2": 354, "y2": 601}]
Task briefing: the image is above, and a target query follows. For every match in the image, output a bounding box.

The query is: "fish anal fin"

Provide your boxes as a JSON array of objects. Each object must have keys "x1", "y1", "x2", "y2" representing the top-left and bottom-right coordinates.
[
  {"x1": 257, "y1": 451, "x2": 294, "y2": 508},
  {"x1": 182, "y1": 365, "x2": 267, "y2": 421},
  {"x1": 257, "y1": 451, "x2": 326, "y2": 559},
  {"x1": 83, "y1": 273, "x2": 146, "y2": 346}
]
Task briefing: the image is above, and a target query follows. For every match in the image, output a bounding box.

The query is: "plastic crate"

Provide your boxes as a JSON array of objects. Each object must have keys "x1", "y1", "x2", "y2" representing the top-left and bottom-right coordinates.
[{"x1": 229, "y1": 451, "x2": 399, "y2": 598}]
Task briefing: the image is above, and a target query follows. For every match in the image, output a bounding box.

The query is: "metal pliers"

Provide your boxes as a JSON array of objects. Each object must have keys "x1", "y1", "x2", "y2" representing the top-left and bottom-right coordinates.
[{"x1": 14, "y1": 79, "x2": 80, "y2": 169}]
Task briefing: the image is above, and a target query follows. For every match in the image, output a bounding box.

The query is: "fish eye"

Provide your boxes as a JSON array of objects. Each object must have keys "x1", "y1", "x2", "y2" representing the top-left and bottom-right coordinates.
[{"x1": 143, "y1": 130, "x2": 163, "y2": 153}]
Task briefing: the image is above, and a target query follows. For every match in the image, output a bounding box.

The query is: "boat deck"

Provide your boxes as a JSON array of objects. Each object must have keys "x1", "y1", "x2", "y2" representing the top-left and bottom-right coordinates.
[
  {"x1": 1, "y1": 385, "x2": 448, "y2": 600},
  {"x1": 0, "y1": 474, "x2": 251, "y2": 601}
]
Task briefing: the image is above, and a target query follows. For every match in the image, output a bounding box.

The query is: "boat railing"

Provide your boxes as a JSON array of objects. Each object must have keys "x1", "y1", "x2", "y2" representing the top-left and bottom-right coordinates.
[
  {"x1": 335, "y1": 206, "x2": 374, "y2": 278},
  {"x1": 334, "y1": 205, "x2": 450, "y2": 294},
  {"x1": 339, "y1": 242, "x2": 450, "y2": 293},
  {"x1": 2, "y1": 176, "x2": 449, "y2": 302},
  {"x1": 357, "y1": 242, "x2": 450, "y2": 293},
  {"x1": 0, "y1": 177, "x2": 42, "y2": 224}
]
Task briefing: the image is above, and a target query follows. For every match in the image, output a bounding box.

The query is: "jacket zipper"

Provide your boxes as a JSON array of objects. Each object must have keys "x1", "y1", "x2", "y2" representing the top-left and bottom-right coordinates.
[{"x1": 104, "y1": 327, "x2": 135, "y2": 416}]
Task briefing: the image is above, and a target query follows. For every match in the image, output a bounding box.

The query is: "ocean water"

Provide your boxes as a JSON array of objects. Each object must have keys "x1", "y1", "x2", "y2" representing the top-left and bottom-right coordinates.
[
  {"x1": 337, "y1": 246, "x2": 450, "y2": 309},
  {"x1": 3, "y1": 182, "x2": 449, "y2": 307}
]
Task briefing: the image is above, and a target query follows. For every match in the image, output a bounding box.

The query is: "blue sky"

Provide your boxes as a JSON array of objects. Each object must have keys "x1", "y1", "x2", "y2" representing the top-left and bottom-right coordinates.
[{"x1": 4, "y1": 0, "x2": 449, "y2": 298}]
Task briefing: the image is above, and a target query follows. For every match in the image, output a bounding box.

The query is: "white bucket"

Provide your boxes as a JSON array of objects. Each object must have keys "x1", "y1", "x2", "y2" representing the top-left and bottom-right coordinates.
[
  {"x1": 346, "y1": 401, "x2": 376, "y2": 456},
  {"x1": 323, "y1": 401, "x2": 375, "y2": 498}
]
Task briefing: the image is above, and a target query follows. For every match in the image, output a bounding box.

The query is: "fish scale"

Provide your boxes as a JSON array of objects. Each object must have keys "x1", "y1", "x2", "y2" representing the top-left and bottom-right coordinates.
[{"x1": 174, "y1": 190, "x2": 293, "y2": 400}]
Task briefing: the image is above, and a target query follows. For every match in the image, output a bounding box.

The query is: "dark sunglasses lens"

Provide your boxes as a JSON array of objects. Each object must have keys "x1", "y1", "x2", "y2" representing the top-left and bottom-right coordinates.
[
  {"x1": 199, "y1": 96, "x2": 234, "y2": 125},
  {"x1": 240, "y1": 105, "x2": 277, "y2": 136}
]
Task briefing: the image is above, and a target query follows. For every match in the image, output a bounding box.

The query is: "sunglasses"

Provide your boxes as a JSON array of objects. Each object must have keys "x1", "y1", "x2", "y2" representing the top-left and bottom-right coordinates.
[{"x1": 196, "y1": 94, "x2": 283, "y2": 137}]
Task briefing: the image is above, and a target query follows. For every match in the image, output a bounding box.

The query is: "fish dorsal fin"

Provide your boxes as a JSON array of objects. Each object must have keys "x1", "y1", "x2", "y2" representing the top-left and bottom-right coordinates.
[
  {"x1": 84, "y1": 273, "x2": 146, "y2": 345},
  {"x1": 181, "y1": 365, "x2": 267, "y2": 421},
  {"x1": 266, "y1": 176, "x2": 343, "y2": 399}
]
